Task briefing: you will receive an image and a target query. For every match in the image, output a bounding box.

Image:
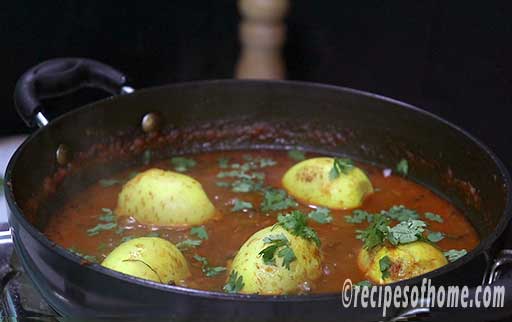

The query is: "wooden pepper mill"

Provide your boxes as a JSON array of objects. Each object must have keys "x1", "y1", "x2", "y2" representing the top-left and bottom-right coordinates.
[{"x1": 235, "y1": 0, "x2": 290, "y2": 79}]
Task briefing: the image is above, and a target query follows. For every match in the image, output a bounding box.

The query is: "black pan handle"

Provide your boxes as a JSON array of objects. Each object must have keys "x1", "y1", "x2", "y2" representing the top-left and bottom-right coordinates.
[
  {"x1": 388, "y1": 250, "x2": 512, "y2": 321},
  {"x1": 14, "y1": 58, "x2": 132, "y2": 128}
]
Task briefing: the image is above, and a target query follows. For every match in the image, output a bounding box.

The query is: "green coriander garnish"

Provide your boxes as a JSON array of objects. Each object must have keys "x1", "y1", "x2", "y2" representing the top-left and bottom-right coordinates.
[
  {"x1": 345, "y1": 210, "x2": 374, "y2": 224},
  {"x1": 170, "y1": 157, "x2": 197, "y2": 172},
  {"x1": 424, "y1": 212, "x2": 444, "y2": 223},
  {"x1": 287, "y1": 150, "x2": 306, "y2": 161},
  {"x1": 223, "y1": 270, "x2": 245, "y2": 293},
  {"x1": 346, "y1": 206, "x2": 419, "y2": 224},
  {"x1": 427, "y1": 231, "x2": 445, "y2": 243},
  {"x1": 98, "y1": 208, "x2": 116, "y2": 222},
  {"x1": 86, "y1": 222, "x2": 117, "y2": 236},
  {"x1": 68, "y1": 247, "x2": 98, "y2": 263},
  {"x1": 258, "y1": 233, "x2": 296, "y2": 269},
  {"x1": 276, "y1": 211, "x2": 321, "y2": 246},
  {"x1": 354, "y1": 280, "x2": 373, "y2": 288},
  {"x1": 379, "y1": 256, "x2": 392, "y2": 279},
  {"x1": 396, "y1": 159, "x2": 408, "y2": 176},
  {"x1": 307, "y1": 207, "x2": 333, "y2": 224},
  {"x1": 218, "y1": 157, "x2": 230, "y2": 169},
  {"x1": 146, "y1": 231, "x2": 160, "y2": 238},
  {"x1": 387, "y1": 219, "x2": 426, "y2": 245},
  {"x1": 385, "y1": 205, "x2": 420, "y2": 222},
  {"x1": 98, "y1": 242, "x2": 107, "y2": 251},
  {"x1": 356, "y1": 214, "x2": 391, "y2": 250},
  {"x1": 444, "y1": 249, "x2": 468, "y2": 262},
  {"x1": 329, "y1": 158, "x2": 354, "y2": 180},
  {"x1": 176, "y1": 239, "x2": 202, "y2": 251},
  {"x1": 215, "y1": 181, "x2": 230, "y2": 188},
  {"x1": 232, "y1": 179, "x2": 262, "y2": 193},
  {"x1": 260, "y1": 188, "x2": 298, "y2": 212},
  {"x1": 193, "y1": 255, "x2": 227, "y2": 277},
  {"x1": 231, "y1": 199, "x2": 254, "y2": 212},
  {"x1": 190, "y1": 226, "x2": 208, "y2": 240}
]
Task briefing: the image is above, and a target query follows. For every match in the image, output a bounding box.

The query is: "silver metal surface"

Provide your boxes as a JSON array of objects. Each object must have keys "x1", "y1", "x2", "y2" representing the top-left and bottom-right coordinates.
[
  {"x1": 35, "y1": 112, "x2": 49, "y2": 128},
  {"x1": 486, "y1": 249, "x2": 512, "y2": 285},
  {"x1": 121, "y1": 86, "x2": 135, "y2": 95}
]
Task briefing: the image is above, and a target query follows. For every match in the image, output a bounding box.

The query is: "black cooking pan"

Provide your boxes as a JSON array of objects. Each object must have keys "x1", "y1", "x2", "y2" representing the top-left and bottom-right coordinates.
[{"x1": 5, "y1": 58, "x2": 512, "y2": 321}]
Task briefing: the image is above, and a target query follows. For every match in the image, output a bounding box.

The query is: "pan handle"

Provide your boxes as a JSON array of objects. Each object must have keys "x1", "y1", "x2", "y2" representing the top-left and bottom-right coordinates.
[
  {"x1": 387, "y1": 250, "x2": 512, "y2": 321},
  {"x1": 14, "y1": 58, "x2": 133, "y2": 128}
]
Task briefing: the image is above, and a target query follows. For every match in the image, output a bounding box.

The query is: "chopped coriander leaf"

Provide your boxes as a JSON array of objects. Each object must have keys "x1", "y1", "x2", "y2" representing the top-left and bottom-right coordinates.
[
  {"x1": 387, "y1": 219, "x2": 426, "y2": 245},
  {"x1": 277, "y1": 211, "x2": 321, "y2": 246},
  {"x1": 193, "y1": 255, "x2": 227, "y2": 277},
  {"x1": 205, "y1": 266, "x2": 227, "y2": 277},
  {"x1": 444, "y1": 249, "x2": 468, "y2": 262},
  {"x1": 231, "y1": 199, "x2": 254, "y2": 212},
  {"x1": 68, "y1": 247, "x2": 98, "y2": 263},
  {"x1": 379, "y1": 256, "x2": 392, "y2": 279},
  {"x1": 115, "y1": 227, "x2": 125, "y2": 235},
  {"x1": 261, "y1": 188, "x2": 298, "y2": 212},
  {"x1": 231, "y1": 180, "x2": 254, "y2": 192},
  {"x1": 396, "y1": 159, "x2": 408, "y2": 176},
  {"x1": 98, "y1": 242, "x2": 107, "y2": 251},
  {"x1": 176, "y1": 239, "x2": 202, "y2": 251},
  {"x1": 424, "y1": 212, "x2": 444, "y2": 223},
  {"x1": 216, "y1": 181, "x2": 231, "y2": 188},
  {"x1": 223, "y1": 270, "x2": 245, "y2": 293},
  {"x1": 190, "y1": 226, "x2": 208, "y2": 240},
  {"x1": 218, "y1": 170, "x2": 257, "y2": 180},
  {"x1": 98, "y1": 208, "x2": 116, "y2": 222},
  {"x1": 329, "y1": 158, "x2": 354, "y2": 180},
  {"x1": 384, "y1": 205, "x2": 420, "y2": 222},
  {"x1": 356, "y1": 214, "x2": 390, "y2": 250},
  {"x1": 354, "y1": 280, "x2": 373, "y2": 288},
  {"x1": 146, "y1": 231, "x2": 160, "y2": 238},
  {"x1": 218, "y1": 157, "x2": 230, "y2": 169},
  {"x1": 171, "y1": 157, "x2": 197, "y2": 172},
  {"x1": 252, "y1": 172, "x2": 266, "y2": 181},
  {"x1": 278, "y1": 246, "x2": 297, "y2": 270},
  {"x1": 86, "y1": 222, "x2": 117, "y2": 236},
  {"x1": 99, "y1": 178, "x2": 123, "y2": 187},
  {"x1": 345, "y1": 210, "x2": 373, "y2": 224},
  {"x1": 232, "y1": 179, "x2": 263, "y2": 193},
  {"x1": 427, "y1": 231, "x2": 445, "y2": 243},
  {"x1": 259, "y1": 233, "x2": 296, "y2": 269},
  {"x1": 287, "y1": 150, "x2": 306, "y2": 161},
  {"x1": 142, "y1": 149, "x2": 152, "y2": 166},
  {"x1": 308, "y1": 208, "x2": 333, "y2": 224},
  {"x1": 257, "y1": 158, "x2": 277, "y2": 168}
]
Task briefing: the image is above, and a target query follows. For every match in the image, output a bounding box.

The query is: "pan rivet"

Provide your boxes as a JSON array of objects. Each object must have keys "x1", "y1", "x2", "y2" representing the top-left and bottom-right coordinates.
[
  {"x1": 56, "y1": 144, "x2": 71, "y2": 166},
  {"x1": 142, "y1": 112, "x2": 161, "y2": 133}
]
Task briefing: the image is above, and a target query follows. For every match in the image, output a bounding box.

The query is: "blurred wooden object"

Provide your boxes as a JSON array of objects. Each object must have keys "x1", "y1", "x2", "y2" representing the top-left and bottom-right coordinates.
[{"x1": 235, "y1": 0, "x2": 290, "y2": 79}]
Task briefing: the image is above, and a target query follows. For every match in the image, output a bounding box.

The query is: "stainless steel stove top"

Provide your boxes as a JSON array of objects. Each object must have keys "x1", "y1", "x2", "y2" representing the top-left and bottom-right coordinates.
[{"x1": 0, "y1": 227, "x2": 57, "y2": 320}]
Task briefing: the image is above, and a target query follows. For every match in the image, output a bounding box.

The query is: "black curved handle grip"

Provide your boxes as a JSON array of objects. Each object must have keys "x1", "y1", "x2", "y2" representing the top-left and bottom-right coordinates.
[{"x1": 14, "y1": 58, "x2": 128, "y2": 127}]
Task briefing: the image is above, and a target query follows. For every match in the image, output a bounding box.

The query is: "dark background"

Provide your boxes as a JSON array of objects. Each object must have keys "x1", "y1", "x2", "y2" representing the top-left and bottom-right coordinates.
[{"x1": 3, "y1": 1, "x2": 512, "y2": 164}]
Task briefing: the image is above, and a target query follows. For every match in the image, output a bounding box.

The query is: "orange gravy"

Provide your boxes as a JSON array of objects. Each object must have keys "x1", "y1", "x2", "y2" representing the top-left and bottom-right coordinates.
[{"x1": 44, "y1": 150, "x2": 479, "y2": 293}]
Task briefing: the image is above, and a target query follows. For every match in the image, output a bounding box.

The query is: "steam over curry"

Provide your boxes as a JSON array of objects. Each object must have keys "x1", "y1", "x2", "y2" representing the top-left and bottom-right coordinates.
[{"x1": 45, "y1": 150, "x2": 478, "y2": 294}]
